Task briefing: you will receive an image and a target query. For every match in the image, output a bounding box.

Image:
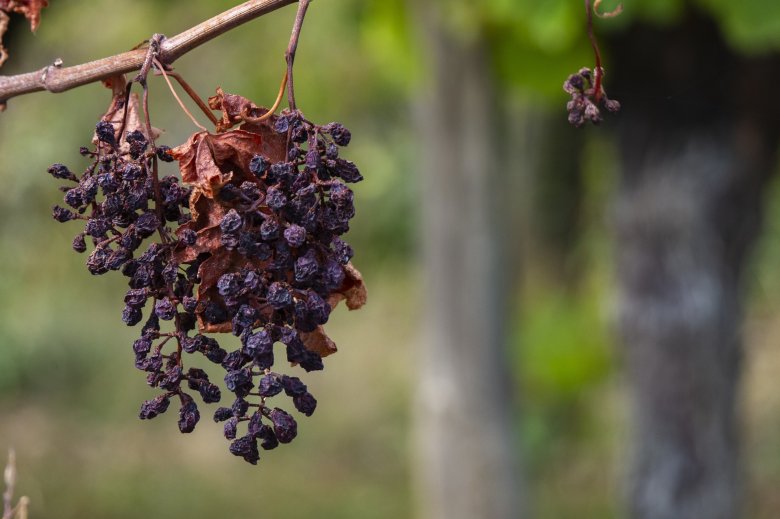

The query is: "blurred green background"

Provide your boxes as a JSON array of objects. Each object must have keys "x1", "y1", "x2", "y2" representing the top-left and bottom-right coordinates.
[{"x1": 0, "y1": 0, "x2": 779, "y2": 517}]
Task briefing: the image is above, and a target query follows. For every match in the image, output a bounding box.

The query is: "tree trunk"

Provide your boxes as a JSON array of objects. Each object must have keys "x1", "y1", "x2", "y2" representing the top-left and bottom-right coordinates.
[
  {"x1": 608, "y1": 11, "x2": 780, "y2": 519},
  {"x1": 411, "y1": 4, "x2": 522, "y2": 519}
]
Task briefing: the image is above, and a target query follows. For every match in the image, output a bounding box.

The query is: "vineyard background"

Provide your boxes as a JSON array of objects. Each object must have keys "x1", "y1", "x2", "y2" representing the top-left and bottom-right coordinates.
[{"x1": 0, "y1": 0, "x2": 779, "y2": 517}]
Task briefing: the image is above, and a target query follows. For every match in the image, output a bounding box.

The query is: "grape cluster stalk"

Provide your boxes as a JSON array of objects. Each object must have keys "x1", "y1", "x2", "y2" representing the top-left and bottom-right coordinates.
[{"x1": 47, "y1": 84, "x2": 365, "y2": 464}]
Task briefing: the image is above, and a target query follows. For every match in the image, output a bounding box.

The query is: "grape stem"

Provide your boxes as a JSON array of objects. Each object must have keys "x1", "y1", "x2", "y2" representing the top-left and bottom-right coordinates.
[
  {"x1": 244, "y1": 69, "x2": 288, "y2": 124},
  {"x1": 0, "y1": 0, "x2": 298, "y2": 110},
  {"x1": 285, "y1": 0, "x2": 311, "y2": 111},
  {"x1": 153, "y1": 57, "x2": 208, "y2": 132},
  {"x1": 585, "y1": 0, "x2": 604, "y2": 102},
  {"x1": 133, "y1": 39, "x2": 168, "y2": 245},
  {"x1": 165, "y1": 70, "x2": 220, "y2": 126}
]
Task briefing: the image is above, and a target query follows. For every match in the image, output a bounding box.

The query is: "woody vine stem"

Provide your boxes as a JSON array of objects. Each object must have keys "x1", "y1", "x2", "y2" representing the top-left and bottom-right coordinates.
[
  {"x1": 0, "y1": 0, "x2": 305, "y2": 111},
  {"x1": 586, "y1": 0, "x2": 604, "y2": 103},
  {"x1": 285, "y1": 0, "x2": 310, "y2": 111}
]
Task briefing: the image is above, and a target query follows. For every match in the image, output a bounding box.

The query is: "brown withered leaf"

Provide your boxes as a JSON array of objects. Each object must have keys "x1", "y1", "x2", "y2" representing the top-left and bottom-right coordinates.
[
  {"x1": 209, "y1": 87, "x2": 252, "y2": 132},
  {"x1": 328, "y1": 263, "x2": 367, "y2": 311},
  {"x1": 209, "y1": 87, "x2": 275, "y2": 133},
  {"x1": 298, "y1": 263, "x2": 368, "y2": 357},
  {"x1": 194, "y1": 249, "x2": 253, "y2": 333},
  {"x1": 123, "y1": 93, "x2": 161, "y2": 141},
  {"x1": 98, "y1": 75, "x2": 128, "y2": 121},
  {"x1": 0, "y1": 0, "x2": 47, "y2": 69},
  {"x1": 171, "y1": 132, "x2": 233, "y2": 263},
  {"x1": 172, "y1": 190, "x2": 228, "y2": 263},
  {"x1": 208, "y1": 130, "x2": 266, "y2": 180},
  {"x1": 239, "y1": 116, "x2": 287, "y2": 158},
  {"x1": 171, "y1": 130, "x2": 256, "y2": 263},
  {"x1": 173, "y1": 129, "x2": 281, "y2": 197},
  {"x1": 0, "y1": 11, "x2": 8, "y2": 69},
  {"x1": 171, "y1": 123, "x2": 286, "y2": 263},
  {"x1": 172, "y1": 131, "x2": 235, "y2": 199},
  {"x1": 300, "y1": 327, "x2": 338, "y2": 357},
  {"x1": 0, "y1": 0, "x2": 48, "y2": 31}
]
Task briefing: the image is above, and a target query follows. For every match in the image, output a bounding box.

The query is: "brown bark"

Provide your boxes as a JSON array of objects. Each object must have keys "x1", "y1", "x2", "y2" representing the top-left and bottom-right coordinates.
[{"x1": 608, "y1": 11, "x2": 780, "y2": 519}]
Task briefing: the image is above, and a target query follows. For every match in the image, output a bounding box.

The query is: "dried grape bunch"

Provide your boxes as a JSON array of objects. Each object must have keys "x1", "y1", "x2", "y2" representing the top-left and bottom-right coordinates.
[
  {"x1": 565, "y1": 0, "x2": 622, "y2": 127},
  {"x1": 47, "y1": 84, "x2": 366, "y2": 465},
  {"x1": 563, "y1": 67, "x2": 620, "y2": 127}
]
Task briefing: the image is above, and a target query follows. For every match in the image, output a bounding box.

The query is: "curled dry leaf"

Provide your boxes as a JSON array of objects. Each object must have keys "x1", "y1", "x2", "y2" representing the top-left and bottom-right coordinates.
[
  {"x1": 209, "y1": 87, "x2": 273, "y2": 133},
  {"x1": 171, "y1": 122, "x2": 286, "y2": 262},
  {"x1": 0, "y1": 0, "x2": 48, "y2": 31},
  {"x1": 0, "y1": 0, "x2": 48, "y2": 68},
  {"x1": 0, "y1": 11, "x2": 8, "y2": 68},
  {"x1": 328, "y1": 262, "x2": 367, "y2": 311},
  {"x1": 194, "y1": 249, "x2": 252, "y2": 333},
  {"x1": 300, "y1": 327, "x2": 338, "y2": 357},
  {"x1": 170, "y1": 96, "x2": 288, "y2": 332},
  {"x1": 47, "y1": 81, "x2": 365, "y2": 461},
  {"x1": 300, "y1": 263, "x2": 366, "y2": 358}
]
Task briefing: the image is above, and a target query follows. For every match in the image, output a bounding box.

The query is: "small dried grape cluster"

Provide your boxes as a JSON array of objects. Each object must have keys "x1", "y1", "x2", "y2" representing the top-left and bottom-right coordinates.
[
  {"x1": 563, "y1": 67, "x2": 621, "y2": 127},
  {"x1": 48, "y1": 92, "x2": 364, "y2": 464}
]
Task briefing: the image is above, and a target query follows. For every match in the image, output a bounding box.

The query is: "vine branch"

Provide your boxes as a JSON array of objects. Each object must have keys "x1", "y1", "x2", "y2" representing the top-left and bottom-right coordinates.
[{"x1": 0, "y1": 0, "x2": 298, "y2": 110}]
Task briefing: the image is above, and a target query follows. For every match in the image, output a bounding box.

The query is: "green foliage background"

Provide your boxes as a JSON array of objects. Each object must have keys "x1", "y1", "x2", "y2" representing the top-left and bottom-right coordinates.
[{"x1": 0, "y1": 1, "x2": 779, "y2": 517}]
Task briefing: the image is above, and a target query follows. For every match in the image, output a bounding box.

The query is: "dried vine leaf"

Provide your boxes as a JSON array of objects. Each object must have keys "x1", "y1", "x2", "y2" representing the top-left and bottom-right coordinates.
[
  {"x1": 0, "y1": 0, "x2": 48, "y2": 31},
  {"x1": 0, "y1": 0, "x2": 48, "y2": 68},
  {"x1": 300, "y1": 264, "x2": 366, "y2": 358},
  {"x1": 173, "y1": 132, "x2": 237, "y2": 198},
  {"x1": 209, "y1": 87, "x2": 274, "y2": 133},
  {"x1": 209, "y1": 87, "x2": 252, "y2": 132},
  {"x1": 123, "y1": 94, "x2": 160, "y2": 141},
  {"x1": 328, "y1": 263, "x2": 367, "y2": 310},
  {"x1": 300, "y1": 327, "x2": 338, "y2": 357},
  {"x1": 194, "y1": 249, "x2": 253, "y2": 333},
  {"x1": 171, "y1": 125, "x2": 284, "y2": 263},
  {"x1": 0, "y1": 11, "x2": 8, "y2": 69},
  {"x1": 96, "y1": 75, "x2": 128, "y2": 126}
]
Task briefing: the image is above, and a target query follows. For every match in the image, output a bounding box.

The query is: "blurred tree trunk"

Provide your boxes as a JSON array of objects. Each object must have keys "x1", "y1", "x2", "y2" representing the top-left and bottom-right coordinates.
[
  {"x1": 608, "y1": 11, "x2": 780, "y2": 519},
  {"x1": 410, "y1": 3, "x2": 522, "y2": 519}
]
